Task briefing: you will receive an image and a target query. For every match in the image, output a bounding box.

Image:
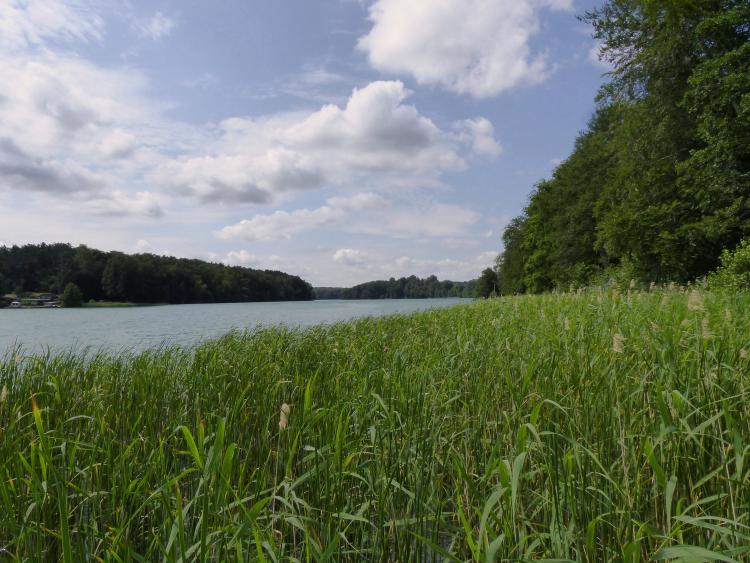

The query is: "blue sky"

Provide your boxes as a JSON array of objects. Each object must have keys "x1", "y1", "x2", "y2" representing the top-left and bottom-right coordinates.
[{"x1": 0, "y1": 0, "x2": 606, "y2": 285}]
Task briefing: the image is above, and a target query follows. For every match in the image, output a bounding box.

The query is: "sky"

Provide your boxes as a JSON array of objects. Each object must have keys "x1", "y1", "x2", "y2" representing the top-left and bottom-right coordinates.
[{"x1": 0, "y1": 0, "x2": 608, "y2": 286}]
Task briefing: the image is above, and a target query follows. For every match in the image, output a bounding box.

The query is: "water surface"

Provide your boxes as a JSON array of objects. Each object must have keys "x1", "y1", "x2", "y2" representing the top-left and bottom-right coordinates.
[{"x1": 0, "y1": 298, "x2": 469, "y2": 354}]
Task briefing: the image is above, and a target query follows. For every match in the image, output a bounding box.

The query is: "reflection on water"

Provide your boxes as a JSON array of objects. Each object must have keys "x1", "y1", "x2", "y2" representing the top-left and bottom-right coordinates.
[{"x1": 0, "y1": 298, "x2": 470, "y2": 354}]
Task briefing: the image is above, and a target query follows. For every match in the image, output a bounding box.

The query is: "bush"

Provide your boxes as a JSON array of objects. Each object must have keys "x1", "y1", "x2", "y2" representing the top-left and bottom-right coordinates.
[
  {"x1": 475, "y1": 268, "x2": 498, "y2": 298},
  {"x1": 60, "y1": 282, "x2": 84, "y2": 307},
  {"x1": 707, "y1": 239, "x2": 750, "y2": 291}
]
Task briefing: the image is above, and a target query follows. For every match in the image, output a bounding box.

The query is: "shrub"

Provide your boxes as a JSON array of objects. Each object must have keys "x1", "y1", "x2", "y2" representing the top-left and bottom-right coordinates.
[
  {"x1": 707, "y1": 239, "x2": 750, "y2": 290},
  {"x1": 60, "y1": 282, "x2": 84, "y2": 307}
]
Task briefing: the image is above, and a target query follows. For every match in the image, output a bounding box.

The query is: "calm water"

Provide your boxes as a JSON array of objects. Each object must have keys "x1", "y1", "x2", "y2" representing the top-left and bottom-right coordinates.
[{"x1": 0, "y1": 298, "x2": 470, "y2": 354}]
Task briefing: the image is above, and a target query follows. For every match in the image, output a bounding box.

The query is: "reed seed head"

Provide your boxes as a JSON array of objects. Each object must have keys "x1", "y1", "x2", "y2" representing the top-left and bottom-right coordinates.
[
  {"x1": 0, "y1": 385, "x2": 7, "y2": 403},
  {"x1": 612, "y1": 333, "x2": 625, "y2": 353},
  {"x1": 279, "y1": 402, "x2": 291, "y2": 430},
  {"x1": 688, "y1": 290, "x2": 704, "y2": 312},
  {"x1": 740, "y1": 348, "x2": 748, "y2": 360},
  {"x1": 702, "y1": 318, "x2": 713, "y2": 340}
]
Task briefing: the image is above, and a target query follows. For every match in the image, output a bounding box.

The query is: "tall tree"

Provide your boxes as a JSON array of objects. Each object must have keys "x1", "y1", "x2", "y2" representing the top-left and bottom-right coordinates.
[{"x1": 497, "y1": 1, "x2": 750, "y2": 290}]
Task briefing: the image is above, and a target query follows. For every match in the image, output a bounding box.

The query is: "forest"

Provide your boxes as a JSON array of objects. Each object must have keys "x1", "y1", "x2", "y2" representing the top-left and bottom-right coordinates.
[
  {"x1": 315, "y1": 275, "x2": 475, "y2": 299},
  {"x1": 496, "y1": 1, "x2": 750, "y2": 294},
  {"x1": 0, "y1": 243, "x2": 314, "y2": 304}
]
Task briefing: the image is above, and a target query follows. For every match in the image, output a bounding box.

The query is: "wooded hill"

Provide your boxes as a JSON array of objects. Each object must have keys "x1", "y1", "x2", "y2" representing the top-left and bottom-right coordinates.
[
  {"x1": 315, "y1": 275, "x2": 475, "y2": 299},
  {"x1": 497, "y1": 1, "x2": 750, "y2": 293},
  {"x1": 0, "y1": 243, "x2": 314, "y2": 304}
]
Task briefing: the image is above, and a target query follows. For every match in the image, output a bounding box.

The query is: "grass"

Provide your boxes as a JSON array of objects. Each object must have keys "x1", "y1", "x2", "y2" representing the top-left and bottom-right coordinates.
[{"x1": 1, "y1": 288, "x2": 749, "y2": 561}]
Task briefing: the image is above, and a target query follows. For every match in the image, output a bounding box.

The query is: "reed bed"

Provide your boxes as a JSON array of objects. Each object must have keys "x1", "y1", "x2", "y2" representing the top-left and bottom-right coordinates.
[{"x1": 1, "y1": 289, "x2": 749, "y2": 561}]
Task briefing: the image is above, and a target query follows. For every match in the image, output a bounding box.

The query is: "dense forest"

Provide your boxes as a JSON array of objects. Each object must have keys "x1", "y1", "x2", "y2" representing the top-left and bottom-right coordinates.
[
  {"x1": 496, "y1": 0, "x2": 750, "y2": 294},
  {"x1": 315, "y1": 275, "x2": 476, "y2": 299},
  {"x1": 0, "y1": 243, "x2": 314, "y2": 304}
]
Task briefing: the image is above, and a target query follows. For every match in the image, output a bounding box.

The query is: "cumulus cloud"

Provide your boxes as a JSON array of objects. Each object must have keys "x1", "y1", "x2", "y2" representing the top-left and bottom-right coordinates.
[
  {"x1": 0, "y1": 14, "x2": 502, "y2": 219},
  {"x1": 218, "y1": 193, "x2": 477, "y2": 242},
  {"x1": 155, "y1": 81, "x2": 495, "y2": 204},
  {"x1": 358, "y1": 0, "x2": 572, "y2": 97},
  {"x1": 333, "y1": 248, "x2": 369, "y2": 266},
  {"x1": 217, "y1": 192, "x2": 385, "y2": 241},
  {"x1": 0, "y1": 0, "x2": 503, "y2": 273},
  {"x1": 0, "y1": 54, "x2": 153, "y2": 159},
  {"x1": 391, "y1": 251, "x2": 498, "y2": 279},
  {"x1": 458, "y1": 118, "x2": 503, "y2": 158},
  {"x1": 0, "y1": 52, "x2": 172, "y2": 218},
  {"x1": 79, "y1": 190, "x2": 164, "y2": 218},
  {"x1": 0, "y1": 137, "x2": 100, "y2": 194},
  {"x1": 135, "y1": 239, "x2": 152, "y2": 252},
  {"x1": 327, "y1": 248, "x2": 497, "y2": 282},
  {"x1": 0, "y1": 0, "x2": 103, "y2": 52},
  {"x1": 224, "y1": 250, "x2": 260, "y2": 266},
  {"x1": 218, "y1": 206, "x2": 344, "y2": 241}
]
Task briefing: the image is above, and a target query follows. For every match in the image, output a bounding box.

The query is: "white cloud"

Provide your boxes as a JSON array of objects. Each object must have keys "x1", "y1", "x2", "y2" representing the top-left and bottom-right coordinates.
[
  {"x1": 390, "y1": 251, "x2": 497, "y2": 279},
  {"x1": 155, "y1": 81, "x2": 492, "y2": 204},
  {"x1": 0, "y1": 55, "x2": 150, "y2": 159},
  {"x1": 373, "y1": 204, "x2": 478, "y2": 238},
  {"x1": 326, "y1": 249, "x2": 497, "y2": 282},
  {"x1": 458, "y1": 118, "x2": 503, "y2": 158},
  {"x1": 0, "y1": 51, "x2": 172, "y2": 217},
  {"x1": 0, "y1": 1, "x2": 503, "y2": 288},
  {"x1": 0, "y1": 0, "x2": 103, "y2": 52},
  {"x1": 298, "y1": 65, "x2": 346, "y2": 86},
  {"x1": 224, "y1": 250, "x2": 260, "y2": 266},
  {"x1": 333, "y1": 248, "x2": 369, "y2": 266},
  {"x1": 135, "y1": 239, "x2": 152, "y2": 252},
  {"x1": 358, "y1": 0, "x2": 572, "y2": 97},
  {"x1": 218, "y1": 194, "x2": 478, "y2": 242},
  {"x1": 0, "y1": 29, "x2": 501, "y2": 221},
  {"x1": 218, "y1": 206, "x2": 344, "y2": 241},
  {"x1": 326, "y1": 191, "x2": 387, "y2": 211},
  {"x1": 134, "y1": 12, "x2": 177, "y2": 40},
  {"x1": 78, "y1": 190, "x2": 164, "y2": 218}
]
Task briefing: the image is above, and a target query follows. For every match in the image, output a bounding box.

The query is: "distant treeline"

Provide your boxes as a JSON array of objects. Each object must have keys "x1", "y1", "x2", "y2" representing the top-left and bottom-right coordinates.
[
  {"x1": 315, "y1": 275, "x2": 475, "y2": 299},
  {"x1": 0, "y1": 243, "x2": 314, "y2": 304},
  {"x1": 496, "y1": 1, "x2": 750, "y2": 293}
]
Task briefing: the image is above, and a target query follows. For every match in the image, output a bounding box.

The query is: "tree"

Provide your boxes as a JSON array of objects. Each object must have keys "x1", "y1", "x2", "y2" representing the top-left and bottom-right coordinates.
[
  {"x1": 60, "y1": 282, "x2": 84, "y2": 308},
  {"x1": 495, "y1": 0, "x2": 750, "y2": 291},
  {"x1": 475, "y1": 268, "x2": 498, "y2": 299},
  {"x1": 0, "y1": 243, "x2": 314, "y2": 304}
]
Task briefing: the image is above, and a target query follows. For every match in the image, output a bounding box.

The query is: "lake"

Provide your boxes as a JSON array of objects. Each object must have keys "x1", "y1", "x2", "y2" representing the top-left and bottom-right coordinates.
[{"x1": 0, "y1": 298, "x2": 470, "y2": 354}]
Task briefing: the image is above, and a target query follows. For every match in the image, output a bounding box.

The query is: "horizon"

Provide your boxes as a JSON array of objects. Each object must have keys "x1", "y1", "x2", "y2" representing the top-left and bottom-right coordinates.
[{"x1": 0, "y1": 0, "x2": 606, "y2": 286}]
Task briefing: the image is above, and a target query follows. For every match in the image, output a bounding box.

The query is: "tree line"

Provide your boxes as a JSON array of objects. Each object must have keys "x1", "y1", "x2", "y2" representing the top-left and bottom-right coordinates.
[
  {"x1": 496, "y1": 0, "x2": 749, "y2": 294},
  {"x1": 315, "y1": 275, "x2": 476, "y2": 299},
  {"x1": 0, "y1": 243, "x2": 314, "y2": 304}
]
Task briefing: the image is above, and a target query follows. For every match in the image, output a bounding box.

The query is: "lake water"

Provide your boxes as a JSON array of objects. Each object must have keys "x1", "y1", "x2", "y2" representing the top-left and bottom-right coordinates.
[{"x1": 0, "y1": 298, "x2": 470, "y2": 354}]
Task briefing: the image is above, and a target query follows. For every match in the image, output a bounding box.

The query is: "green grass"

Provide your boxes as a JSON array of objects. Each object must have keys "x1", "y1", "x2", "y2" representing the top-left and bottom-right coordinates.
[{"x1": 1, "y1": 288, "x2": 749, "y2": 561}]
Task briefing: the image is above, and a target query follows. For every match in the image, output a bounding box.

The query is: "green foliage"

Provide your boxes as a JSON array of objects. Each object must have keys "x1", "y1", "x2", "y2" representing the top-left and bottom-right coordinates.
[
  {"x1": 474, "y1": 267, "x2": 497, "y2": 298},
  {"x1": 59, "y1": 282, "x2": 83, "y2": 308},
  {"x1": 707, "y1": 239, "x2": 750, "y2": 290},
  {"x1": 316, "y1": 275, "x2": 475, "y2": 299},
  {"x1": 1, "y1": 290, "x2": 749, "y2": 559},
  {"x1": 0, "y1": 243, "x2": 314, "y2": 304},
  {"x1": 497, "y1": 1, "x2": 750, "y2": 292}
]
